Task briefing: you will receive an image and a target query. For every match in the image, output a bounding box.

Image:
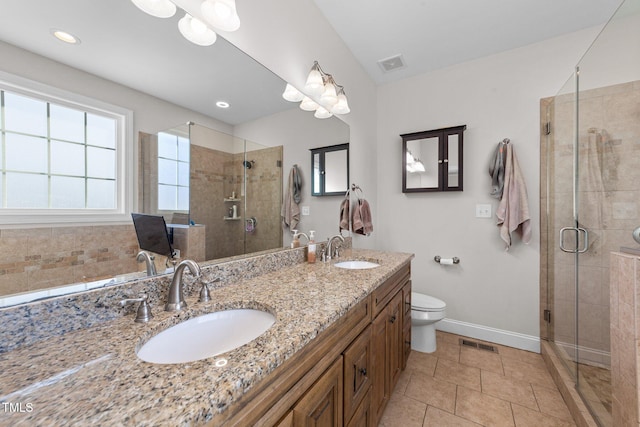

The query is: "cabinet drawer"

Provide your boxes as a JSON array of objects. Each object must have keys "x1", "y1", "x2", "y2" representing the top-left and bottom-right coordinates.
[{"x1": 343, "y1": 325, "x2": 371, "y2": 424}]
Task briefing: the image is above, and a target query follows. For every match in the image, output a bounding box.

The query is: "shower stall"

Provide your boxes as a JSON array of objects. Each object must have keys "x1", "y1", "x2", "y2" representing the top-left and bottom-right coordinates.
[{"x1": 541, "y1": 0, "x2": 640, "y2": 425}]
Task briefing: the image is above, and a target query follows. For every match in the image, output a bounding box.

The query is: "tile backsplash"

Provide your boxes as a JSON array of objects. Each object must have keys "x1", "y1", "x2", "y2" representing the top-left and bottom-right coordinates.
[{"x1": 0, "y1": 225, "x2": 140, "y2": 297}]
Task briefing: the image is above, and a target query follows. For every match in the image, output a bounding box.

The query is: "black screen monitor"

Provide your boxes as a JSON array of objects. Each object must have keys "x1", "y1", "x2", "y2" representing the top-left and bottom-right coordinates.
[{"x1": 131, "y1": 213, "x2": 175, "y2": 258}]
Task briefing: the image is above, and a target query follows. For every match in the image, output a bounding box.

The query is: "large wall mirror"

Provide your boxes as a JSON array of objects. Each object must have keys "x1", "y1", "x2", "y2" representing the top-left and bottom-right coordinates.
[{"x1": 0, "y1": 0, "x2": 349, "y2": 301}]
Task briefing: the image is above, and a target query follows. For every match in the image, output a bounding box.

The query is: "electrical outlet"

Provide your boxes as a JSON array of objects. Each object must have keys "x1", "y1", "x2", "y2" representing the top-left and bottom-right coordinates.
[
  {"x1": 475, "y1": 204, "x2": 492, "y2": 218},
  {"x1": 301, "y1": 206, "x2": 310, "y2": 216},
  {"x1": 173, "y1": 249, "x2": 181, "y2": 258}
]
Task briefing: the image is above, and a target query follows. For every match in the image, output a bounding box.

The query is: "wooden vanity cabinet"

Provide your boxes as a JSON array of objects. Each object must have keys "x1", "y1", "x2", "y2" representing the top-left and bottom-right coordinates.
[
  {"x1": 219, "y1": 263, "x2": 411, "y2": 427},
  {"x1": 291, "y1": 356, "x2": 343, "y2": 427},
  {"x1": 370, "y1": 266, "x2": 411, "y2": 426},
  {"x1": 402, "y1": 280, "x2": 412, "y2": 368},
  {"x1": 343, "y1": 325, "x2": 371, "y2": 423}
]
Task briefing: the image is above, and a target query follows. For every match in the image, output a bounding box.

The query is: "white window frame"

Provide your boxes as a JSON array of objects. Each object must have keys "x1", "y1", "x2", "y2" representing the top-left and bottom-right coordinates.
[{"x1": 0, "y1": 71, "x2": 133, "y2": 226}]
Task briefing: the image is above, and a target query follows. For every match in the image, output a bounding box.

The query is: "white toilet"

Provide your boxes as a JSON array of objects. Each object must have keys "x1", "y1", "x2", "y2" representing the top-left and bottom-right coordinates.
[{"x1": 411, "y1": 292, "x2": 447, "y2": 353}]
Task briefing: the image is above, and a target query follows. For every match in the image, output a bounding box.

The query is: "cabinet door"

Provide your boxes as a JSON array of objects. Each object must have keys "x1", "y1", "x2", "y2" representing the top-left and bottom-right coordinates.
[
  {"x1": 276, "y1": 411, "x2": 294, "y2": 427},
  {"x1": 344, "y1": 325, "x2": 371, "y2": 424},
  {"x1": 387, "y1": 292, "x2": 403, "y2": 392},
  {"x1": 293, "y1": 356, "x2": 344, "y2": 427},
  {"x1": 402, "y1": 280, "x2": 412, "y2": 369},
  {"x1": 371, "y1": 311, "x2": 388, "y2": 425},
  {"x1": 346, "y1": 390, "x2": 371, "y2": 427}
]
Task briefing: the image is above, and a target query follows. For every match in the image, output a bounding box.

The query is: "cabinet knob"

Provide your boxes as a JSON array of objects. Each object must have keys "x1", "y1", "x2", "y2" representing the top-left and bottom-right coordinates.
[
  {"x1": 389, "y1": 315, "x2": 397, "y2": 323},
  {"x1": 359, "y1": 367, "x2": 367, "y2": 376}
]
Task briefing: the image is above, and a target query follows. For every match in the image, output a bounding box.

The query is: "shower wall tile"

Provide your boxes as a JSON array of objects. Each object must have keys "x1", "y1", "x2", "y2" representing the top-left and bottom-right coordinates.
[
  {"x1": 610, "y1": 252, "x2": 640, "y2": 426},
  {"x1": 0, "y1": 225, "x2": 140, "y2": 297}
]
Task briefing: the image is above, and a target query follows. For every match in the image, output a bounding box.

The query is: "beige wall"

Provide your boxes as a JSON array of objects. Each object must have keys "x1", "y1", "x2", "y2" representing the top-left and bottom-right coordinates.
[{"x1": 375, "y1": 26, "x2": 604, "y2": 344}]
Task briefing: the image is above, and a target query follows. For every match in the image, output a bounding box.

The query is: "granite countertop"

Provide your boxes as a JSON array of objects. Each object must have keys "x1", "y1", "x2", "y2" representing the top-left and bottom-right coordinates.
[{"x1": 0, "y1": 249, "x2": 413, "y2": 426}]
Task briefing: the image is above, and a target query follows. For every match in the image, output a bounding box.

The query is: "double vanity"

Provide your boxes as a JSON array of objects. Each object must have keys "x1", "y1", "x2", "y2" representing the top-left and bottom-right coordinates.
[{"x1": 0, "y1": 247, "x2": 413, "y2": 426}]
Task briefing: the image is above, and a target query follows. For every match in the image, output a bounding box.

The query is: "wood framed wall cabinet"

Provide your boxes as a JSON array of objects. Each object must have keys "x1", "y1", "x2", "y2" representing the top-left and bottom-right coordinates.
[{"x1": 401, "y1": 125, "x2": 466, "y2": 193}]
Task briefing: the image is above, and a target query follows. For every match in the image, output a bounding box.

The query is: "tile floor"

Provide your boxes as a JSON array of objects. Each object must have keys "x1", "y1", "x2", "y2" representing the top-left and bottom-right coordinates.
[{"x1": 379, "y1": 331, "x2": 576, "y2": 427}]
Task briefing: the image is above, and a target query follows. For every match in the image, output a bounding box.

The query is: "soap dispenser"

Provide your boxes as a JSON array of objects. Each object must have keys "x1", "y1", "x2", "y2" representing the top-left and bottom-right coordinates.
[{"x1": 307, "y1": 230, "x2": 316, "y2": 263}]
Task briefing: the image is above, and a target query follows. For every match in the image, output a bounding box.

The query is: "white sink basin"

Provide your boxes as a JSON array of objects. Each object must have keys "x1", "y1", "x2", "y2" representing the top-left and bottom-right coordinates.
[
  {"x1": 334, "y1": 260, "x2": 380, "y2": 270},
  {"x1": 137, "y1": 309, "x2": 275, "y2": 364}
]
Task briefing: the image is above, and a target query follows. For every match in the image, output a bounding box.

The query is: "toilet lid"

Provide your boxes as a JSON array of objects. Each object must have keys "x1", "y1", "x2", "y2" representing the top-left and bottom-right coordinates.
[{"x1": 411, "y1": 292, "x2": 446, "y2": 311}]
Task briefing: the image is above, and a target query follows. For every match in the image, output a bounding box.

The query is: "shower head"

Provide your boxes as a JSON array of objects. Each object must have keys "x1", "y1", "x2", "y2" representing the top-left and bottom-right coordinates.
[{"x1": 243, "y1": 160, "x2": 255, "y2": 169}]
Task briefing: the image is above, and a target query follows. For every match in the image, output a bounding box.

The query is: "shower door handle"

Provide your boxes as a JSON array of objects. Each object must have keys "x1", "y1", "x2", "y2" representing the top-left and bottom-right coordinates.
[
  {"x1": 577, "y1": 227, "x2": 589, "y2": 253},
  {"x1": 559, "y1": 227, "x2": 589, "y2": 253}
]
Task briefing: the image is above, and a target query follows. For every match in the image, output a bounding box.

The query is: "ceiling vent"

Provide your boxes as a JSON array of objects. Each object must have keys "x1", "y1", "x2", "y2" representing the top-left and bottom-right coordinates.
[{"x1": 377, "y1": 54, "x2": 406, "y2": 73}]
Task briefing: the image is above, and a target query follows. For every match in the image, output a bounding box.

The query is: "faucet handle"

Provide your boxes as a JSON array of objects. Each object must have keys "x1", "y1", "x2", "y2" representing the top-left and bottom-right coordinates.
[
  {"x1": 199, "y1": 283, "x2": 211, "y2": 302},
  {"x1": 120, "y1": 294, "x2": 153, "y2": 323}
]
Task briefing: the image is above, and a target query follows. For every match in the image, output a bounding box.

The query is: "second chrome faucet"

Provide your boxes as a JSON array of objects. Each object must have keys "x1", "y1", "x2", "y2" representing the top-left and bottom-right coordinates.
[{"x1": 165, "y1": 259, "x2": 201, "y2": 312}]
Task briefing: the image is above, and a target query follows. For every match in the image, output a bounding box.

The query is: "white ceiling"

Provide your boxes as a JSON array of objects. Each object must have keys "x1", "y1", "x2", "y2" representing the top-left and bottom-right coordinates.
[
  {"x1": 313, "y1": 0, "x2": 623, "y2": 84},
  {"x1": 0, "y1": 0, "x2": 625, "y2": 125},
  {"x1": 0, "y1": 0, "x2": 292, "y2": 126}
]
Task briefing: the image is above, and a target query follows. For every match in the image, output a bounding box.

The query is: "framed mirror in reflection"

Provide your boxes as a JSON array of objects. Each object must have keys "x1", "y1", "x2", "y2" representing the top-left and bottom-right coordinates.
[
  {"x1": 311, "y1": 144, "x2": 349, "y2": 196},
  {"x1": 401, "y1": 125, "x2": 466, "y2": 193},
  {"x1": 0, "y1": 0, "x2": 349, "y2": 303}
]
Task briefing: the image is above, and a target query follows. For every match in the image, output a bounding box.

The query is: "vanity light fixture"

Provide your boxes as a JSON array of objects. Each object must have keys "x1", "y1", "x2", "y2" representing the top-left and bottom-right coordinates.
[
  {"x1": 131, "y1": 0, "x2": 177, "y2": 18},
  {"x1": 178, "y1": 13, "x2": 217, "y2": 46},
  {"x1": 282, "y1": 61, "x2": 351, "y2": 119},
  {"x1": 130, "y1": 0, "x2": 241, "y2": 47},
  {"x1": 406, "y1": 150, "x2": 426, "y2": 173},
  {"x1": 201, "y1": 0, "x2": 240, "y2": 32},
  {"x1": 282, "y1": 84, "x2": 304, "y2": 102}
]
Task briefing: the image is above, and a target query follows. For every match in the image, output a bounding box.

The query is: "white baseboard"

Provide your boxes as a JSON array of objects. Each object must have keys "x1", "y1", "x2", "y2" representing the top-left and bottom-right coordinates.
[
  {"x1": 436, "y1": 318, "x2": 540, "y2": 353},
  {"x1": 553, "y1": 340, "x2": 611, "y2": 369}
]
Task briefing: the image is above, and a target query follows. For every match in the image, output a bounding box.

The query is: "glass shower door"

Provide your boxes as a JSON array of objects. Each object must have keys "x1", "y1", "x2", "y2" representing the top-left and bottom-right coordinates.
[{"x1": 545, "y1": 70, "x2": 579, "y2": 382}]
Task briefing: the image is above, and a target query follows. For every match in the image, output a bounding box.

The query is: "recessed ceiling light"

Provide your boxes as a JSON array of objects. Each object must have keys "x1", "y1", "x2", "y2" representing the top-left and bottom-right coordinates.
[
  {"x1": 50, "y1": 29, "x2": 81, "y2": 45},
  {"x1": 216, "y1": 101, "x2": 230, "y2": 108}
]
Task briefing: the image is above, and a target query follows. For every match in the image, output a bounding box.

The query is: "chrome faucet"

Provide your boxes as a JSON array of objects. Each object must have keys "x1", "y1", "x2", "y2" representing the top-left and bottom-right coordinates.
[
  {"x1": 165, "y1": 259, "x2": 201, "y2": 312},
  {"x1": 324, "y1": 234, "x2": 345, "y2": 262},
  {"x1": 136, "y1": 251, "x2": 157, "y2": 276}
]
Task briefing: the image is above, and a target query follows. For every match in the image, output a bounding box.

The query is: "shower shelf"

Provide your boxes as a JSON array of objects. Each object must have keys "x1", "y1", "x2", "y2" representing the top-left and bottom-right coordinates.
[
  {"x1": 223, "y1": 217, "x2": 241, "y2": 221},
  {"x1": 223, "y1": 198, "x2": 241, "y2": 202}
]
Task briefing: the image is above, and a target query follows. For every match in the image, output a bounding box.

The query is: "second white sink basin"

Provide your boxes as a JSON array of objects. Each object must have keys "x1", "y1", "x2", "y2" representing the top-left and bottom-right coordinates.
[
  {"x1": 137, "y1": 309, "x2": 275, "y2": 364},
  {"x1": 334, "y1": 260, "x2": 380, "y2": 270}
]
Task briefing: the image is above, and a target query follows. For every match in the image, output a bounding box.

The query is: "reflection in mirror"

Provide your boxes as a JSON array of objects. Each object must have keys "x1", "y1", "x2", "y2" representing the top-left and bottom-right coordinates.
[
  {"x1": 0, "y1": 0, "x2": 348, "y2": 304},
  {"x1": 405, "y1": 137, "x2": 439, "y2": 189},
  {"x1": 448, "y1": 134, "x2": 459, "y2": 188},
  {"x1": 143, "y1": 123, "x2": 283, "y2": 263},
  {"x1": 311, "y1": 144, "x2": 349, "y2": 196}
]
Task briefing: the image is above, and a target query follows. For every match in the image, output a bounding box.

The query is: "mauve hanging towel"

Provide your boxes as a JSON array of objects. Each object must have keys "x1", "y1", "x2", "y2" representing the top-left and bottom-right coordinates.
[
  {"x1": 496, "y1": 143, "x2": 531, "y2": 249},
  {"x1": 281, "y1": 165, "x2": 301, "y2": 230},
  {"x1": 352, "y1": 198, "x2": 373, "y2": 236}
]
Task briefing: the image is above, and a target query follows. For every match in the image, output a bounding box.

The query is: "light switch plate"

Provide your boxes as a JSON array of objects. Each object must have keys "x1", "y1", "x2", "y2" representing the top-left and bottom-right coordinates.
[
  {"x1": 476, "y1": 204, "x2": 492, "y2": 218},
  {"x1": 301, "y1": 206, "x2": 310, "y2": 216}
]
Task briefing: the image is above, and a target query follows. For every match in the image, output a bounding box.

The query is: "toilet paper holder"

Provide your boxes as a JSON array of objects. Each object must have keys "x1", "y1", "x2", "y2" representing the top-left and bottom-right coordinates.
[{"x1": 434, "y1": 256, "x2": 460, "y2": 264}]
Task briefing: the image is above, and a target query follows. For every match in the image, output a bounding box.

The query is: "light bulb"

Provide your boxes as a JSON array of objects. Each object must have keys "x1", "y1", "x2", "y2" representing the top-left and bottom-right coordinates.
[
  {"x1": 201, "y1": 0, "x2": 241, "y2": 32},
  {"x1": 131, "y1": 0, "x2": 176, "y2": 18},
  {"x1": 282, "y1": 84, "x2": 304, "y2": 102},
  {"x1": 178, "y1": 13, "x2": 217, "y2": 46},
  {"x1": 331, "y1": 91, "x2": 350, "y2": 114},
  {"x1": 413, "y1": 160, "x2": 426, "y2": 172},
  {"x1": 406, "y1": 151, "x2": 415, "y2": 163},
  {"x1": 304, "y1": 66, "x2": 324, "y2": 97},
  {"x1": 320, "y1": 81, "x2": 338, "y2": 106},
  {"x1": 314, "y1": 106, "x2": 333, "y2": 119},
  {"x1": 300, "y1": 96, "x2": 319, "y2": 111}
]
